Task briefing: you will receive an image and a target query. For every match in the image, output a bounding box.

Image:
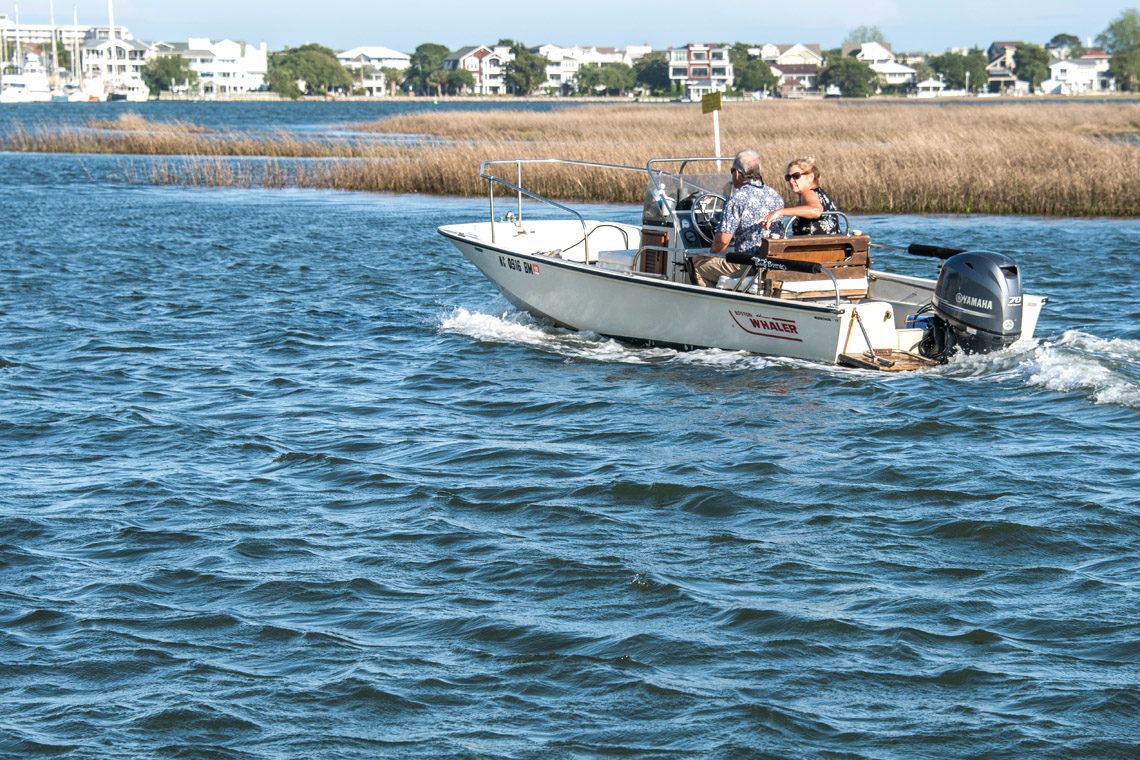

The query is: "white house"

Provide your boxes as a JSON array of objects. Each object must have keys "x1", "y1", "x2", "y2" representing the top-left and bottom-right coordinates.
[
  {"x1": 337, "y1": 46, "x2": 410, "y2": 96},
  {"x1": 535, "y1": 45, "x2": 651, "y2": 94},
  {"x1": 750, "y1": 43, "x2": 824, "y2": 67},
  {"x1": 156, "y1": 38, "x2": 268, "y2": 95},
  {"x1": 872, "y1": 60, "x2": 917, "y2": 88},
  {"x1": 443, "y1": 45, "x2": 513, "y2": 95},
  {"x1": 81, "y1": 33, "x2": 152, "y2": 96},
  {"x1": 668, "y1": 43, "x2": 733, "y2": 99},
  {"x1": 1042, "y1": 51, "x2": 1114, "y2": 94}
]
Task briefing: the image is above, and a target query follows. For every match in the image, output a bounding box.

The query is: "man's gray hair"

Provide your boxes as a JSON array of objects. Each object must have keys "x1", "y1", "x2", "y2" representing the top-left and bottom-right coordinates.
[{"x1": 732, "y1": 150, "x2": 763, "y2": 181}]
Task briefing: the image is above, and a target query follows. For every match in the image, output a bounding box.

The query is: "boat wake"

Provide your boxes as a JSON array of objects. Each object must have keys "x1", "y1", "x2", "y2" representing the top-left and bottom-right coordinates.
[
  {"x1": 438, "y1": 307, "x2": 789, "y2": 369},
  {"x1": 1022, "y1": 331, "x2": 1140, "y2": 408},
  {"x1": 441, "y1": 309, "x2": 1140, "y2": 407}
]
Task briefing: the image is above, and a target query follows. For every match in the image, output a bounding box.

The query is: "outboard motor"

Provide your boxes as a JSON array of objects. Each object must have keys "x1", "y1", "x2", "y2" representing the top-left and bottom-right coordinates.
[{"x1": 918, "y1": 251, "x2": 1023, "y2": 362}]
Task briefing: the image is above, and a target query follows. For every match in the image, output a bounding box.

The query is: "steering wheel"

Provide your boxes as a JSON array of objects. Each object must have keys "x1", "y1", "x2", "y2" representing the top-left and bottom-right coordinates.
[{"x1": 686, "y1": 193, "x2": 726, "y2": 245}]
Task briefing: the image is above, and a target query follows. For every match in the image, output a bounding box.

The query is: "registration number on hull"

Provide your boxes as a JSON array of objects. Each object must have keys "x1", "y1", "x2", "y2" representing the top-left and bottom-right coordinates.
[{"x1": 498, "y1": 255, "x2": 540, "y2": 276}]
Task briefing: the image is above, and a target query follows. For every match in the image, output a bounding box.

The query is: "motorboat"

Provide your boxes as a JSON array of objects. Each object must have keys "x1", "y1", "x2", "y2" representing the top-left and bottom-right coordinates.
[
  {"x1": 0, "y1": 53, "x2": 53, "y2": 103},
  {"x1": 438, "y1": 157, "x2": 1047, "y2": 371}
]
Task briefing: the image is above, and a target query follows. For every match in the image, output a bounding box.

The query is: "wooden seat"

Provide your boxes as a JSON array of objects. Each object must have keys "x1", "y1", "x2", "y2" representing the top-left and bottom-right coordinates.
[{"x1": 758, "y1": 234, "x2": 870, "y2": 300}]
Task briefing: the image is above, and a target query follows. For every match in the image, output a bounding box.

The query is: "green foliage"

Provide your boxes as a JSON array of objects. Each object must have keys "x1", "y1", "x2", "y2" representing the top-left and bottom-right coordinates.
[
  {"x1": 819, "y1": 56, "x2": 877, "y2": 96},
  {"x1": 143, "y1": 55, "x2": 198, "y2": 94},
  {"x1": 844, "y1": 25, "x2": 887, "y2": 44},
  {"x1": 446, "y1": 69, "x2": 475, "y2": 95},
  {"x1": 1098, "y1": 8, "x2": 1140, "y2": 90},
  {"x1": 380, "y1": 67, "x2": 405, "y2": 95},
  {"x1": 633, "y1": 51, "x2": 670, "y2": 94},
  {"x1": 1047, "y1": 33, "x2": 1085, "y2": 58},
  {"x1": 576, "y1": 63, "x2": 634, "y2": 95},
  {"x1": 734, "y1": 56, "x2": 777, "y2": 93},
  {"x1": 268, "y1": 44, "x2": 352, "y2": 98},
  {"x1": 405, "y1": 43, "x2": 451, "y2": 95},
  {"x1": 504, "y1": 43, "x2": 549, "y2": 95},
  {"x1": 928, "y1": 50, "x2": 988, "y2": 92},
  {"x1": 1015, "y1": 43, "x2": 1050, "y2": 90}
]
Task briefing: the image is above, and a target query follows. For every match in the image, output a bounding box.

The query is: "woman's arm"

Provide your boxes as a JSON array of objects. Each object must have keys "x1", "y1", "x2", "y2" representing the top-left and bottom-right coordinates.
[{"x1": 763, "y1": 190, "x2": 824, "y2": 229}]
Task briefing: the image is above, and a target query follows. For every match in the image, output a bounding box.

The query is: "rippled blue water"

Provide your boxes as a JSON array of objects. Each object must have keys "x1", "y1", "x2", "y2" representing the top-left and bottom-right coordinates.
[{"x1": 2, "y1": 119, "x2": 1139, "y2": 759}]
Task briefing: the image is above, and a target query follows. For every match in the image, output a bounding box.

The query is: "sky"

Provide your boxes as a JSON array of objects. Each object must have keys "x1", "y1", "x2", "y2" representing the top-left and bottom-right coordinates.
[{"x1": 5, "y1": 0, "x2": 1132, "y2": 53}]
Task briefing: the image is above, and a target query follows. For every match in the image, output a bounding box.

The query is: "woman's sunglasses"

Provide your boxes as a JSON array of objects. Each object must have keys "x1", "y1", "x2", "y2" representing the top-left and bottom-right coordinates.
[{"x1": 785, "y1": 172, "x2": 807, "y2": 182}]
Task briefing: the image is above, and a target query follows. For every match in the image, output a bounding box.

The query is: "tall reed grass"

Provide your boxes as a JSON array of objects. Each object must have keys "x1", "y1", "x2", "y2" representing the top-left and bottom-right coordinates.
[{"x1": 6, "y1": 102, "x2": 1139, "y2": 215}]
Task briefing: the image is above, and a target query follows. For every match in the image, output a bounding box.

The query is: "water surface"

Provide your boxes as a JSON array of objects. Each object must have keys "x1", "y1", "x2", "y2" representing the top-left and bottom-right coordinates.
[{"x1": 1, "y1": 150, "x2": 1138, "y2": 759}]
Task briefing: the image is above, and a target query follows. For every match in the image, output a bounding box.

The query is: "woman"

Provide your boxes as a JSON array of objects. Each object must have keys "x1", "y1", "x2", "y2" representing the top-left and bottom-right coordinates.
[{"x1": 762, "y1": 157, "x2": 839, "y2": 236}]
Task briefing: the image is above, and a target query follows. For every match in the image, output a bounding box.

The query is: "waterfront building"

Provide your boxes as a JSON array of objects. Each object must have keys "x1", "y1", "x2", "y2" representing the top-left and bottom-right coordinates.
[
  {"x1": 534, "y1": 44, "x2": 651, "y2": 95},
  {"x1": 0, "y1": 13, "x2": 105, "y2": 47},
  {"x1": 81, "y1": 32, "x2": 152, "y2": 97},
  {"x1": 443, "y1": 45, "x2": 513, "y2": 95},
  {"x1": 668, "y1": 43, "x2": 732, "y2": 99},
  {"x1": 153, "y1": 38, "x2": 268, "y2": 95},
  {"x1": 841, "y1": 42, "x2": 917, "y2": 89},
  {"x1": 337, "y1": 46, "x2": 410, "y2": 96},
  {"x1": 747, "y1": 44, "x2": 822, "y2": 93},
  {"x1": 1042, "y1": 50, "x2": 1114, "y2": 94}
]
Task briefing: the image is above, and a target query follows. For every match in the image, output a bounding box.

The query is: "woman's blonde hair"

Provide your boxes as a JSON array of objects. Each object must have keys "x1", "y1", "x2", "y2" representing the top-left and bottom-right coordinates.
[{"x1": 787, "y1": 156, "x2": 821, "y2": 181}]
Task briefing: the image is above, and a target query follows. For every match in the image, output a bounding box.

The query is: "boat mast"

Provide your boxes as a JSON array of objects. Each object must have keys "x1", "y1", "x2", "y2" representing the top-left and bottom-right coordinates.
[
  {"x1": 49, "y1": 0, "x2": 58, "y2": 79},
  {"x1": 14, "y1": 3, "x2": 21, "y2": 71},
  {"x1": 72, "y1": 4, "x2": 80, "y2": 87}
]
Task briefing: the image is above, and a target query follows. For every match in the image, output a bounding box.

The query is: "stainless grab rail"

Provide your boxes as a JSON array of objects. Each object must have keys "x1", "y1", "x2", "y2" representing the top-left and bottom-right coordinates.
[{"x1": 480, "y1": 159, "x2": 658, "y2": 263}]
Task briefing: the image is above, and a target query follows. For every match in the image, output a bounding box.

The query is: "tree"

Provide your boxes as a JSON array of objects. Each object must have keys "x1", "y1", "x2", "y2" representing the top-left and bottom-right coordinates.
[
  {"x1": 819, "y1": 56, "x2": 877, "y2": 96},
  {"x1": 844, "y1": 25, "x2": 887, "y2": 44},
  {"x1": 598, "y1": 63, "x2": 635, "y2": 95},
  {"x1": 734, "y1": 57, "x2": 778, "y2": 93},
  {"x1": 504, "y1": 43, "x2": 549, "y2": 95},
  {"x1": 1097, "y1": 8, "x2": 1140, "y2": 91},
  {"x1": 268, "y1": 44, "x2": 352, "y2": 97},
  {"x1": 446, "y1": 69, "x2": 475, "y2": 95},
  {"x1": 928, "y1": 50, "x2": 988, "y2": 92},
  {"x1": 1046, "y1": 33, "x2": 1085, "y2": 59},
  {"x1": 575, "y1": 63, "x2": 605, "y2": 95},
  {"x1": 726, "y1": 42, "x2": 777, "y2": 93},
  {"x1": 633, "y1": 51, "x2": 670, "y2": 94},
  {"x1": 405, "y1": 42, "x2": 450, "y2": 95},
  {"x1": 142, "y1": 54, "x2": 199, "y2": 95},
  {"x1": 1014, "y1": 43, "x2": 1050, "y2": 91},
  {"x1": 380, "y1": 66, "x2": 404, "y2": 96}
]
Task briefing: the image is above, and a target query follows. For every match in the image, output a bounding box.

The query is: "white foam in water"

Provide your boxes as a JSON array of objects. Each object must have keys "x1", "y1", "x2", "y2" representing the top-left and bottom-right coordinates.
[
  {"x1": 438, "y1": 308, "x2": 787, "y2": 369},
  {"x1": 1025, "y1": 331, "x2": 1140, "y2": 408}
]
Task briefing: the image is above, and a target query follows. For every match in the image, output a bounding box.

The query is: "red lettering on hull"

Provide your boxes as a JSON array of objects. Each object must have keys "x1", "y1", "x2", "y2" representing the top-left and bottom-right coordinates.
[{"x1": 729, "y1": 310, "x2": 803, "y2": 342}]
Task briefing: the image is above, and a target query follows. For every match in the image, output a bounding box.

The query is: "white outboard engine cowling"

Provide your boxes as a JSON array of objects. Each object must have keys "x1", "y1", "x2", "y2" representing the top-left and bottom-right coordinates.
[{"x1": 920, "y1": 251, "x2": 1023, "y2": 360}]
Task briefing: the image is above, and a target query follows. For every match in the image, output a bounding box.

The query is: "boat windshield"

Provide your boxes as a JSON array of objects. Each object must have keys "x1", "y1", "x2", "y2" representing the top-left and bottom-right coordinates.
[{"x1": 642, "y1": 171, "x2": 732, "y2": 225}]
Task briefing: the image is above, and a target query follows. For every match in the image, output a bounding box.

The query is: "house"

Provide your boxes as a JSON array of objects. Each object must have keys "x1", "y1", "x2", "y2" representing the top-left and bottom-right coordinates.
[
  {"x1": 81, "y1": 33, "x2": 152, "y2": 92},
  {"x1": 841, "y1": 42, "x2": 916, "y2": 88},
  {"x1": 1042, "y1": 50, "x2": 1114, "y2": 94},
  {"x1": 443, "y1": 45, "x2": 512, "y2": 95},
  {"x1": 668, "y1": 43, "x2": 733, "y2": 99},
  {"x1": 871, "y1": 60, "x2": 917, "y2": 88},
  {"x1": 987, "y1": 41, "x2": 1022, "y2": 69},
  {"x1": 841, "y1": 41, "x2": 895, "y2": 65},
  {"x1": 155, "y1": 38, "x2": 268, "y2": 95},
  {"x1": 750, "y1": 43, "x2": 824, "y2": 68},
  {"x1": 770, "y1": 64, "x2": 820, "y2": 92},
  {"x1": 534, "y1": 45, "x2": 650, "y2": 95},
  {"x1": 337, "y1": 46, "x2": 410, "y2": 96}
]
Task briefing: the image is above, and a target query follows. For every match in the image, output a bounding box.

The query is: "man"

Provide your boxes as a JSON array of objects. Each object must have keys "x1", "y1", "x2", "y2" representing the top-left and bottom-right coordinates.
[{"x1": 692, "y1": 149, "x2": 784, "y2": 288}]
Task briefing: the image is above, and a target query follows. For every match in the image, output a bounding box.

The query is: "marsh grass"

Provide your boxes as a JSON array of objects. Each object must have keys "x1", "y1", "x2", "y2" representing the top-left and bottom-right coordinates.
[{"x1": 7, "y1": 102, "x2": 1140, "y2": 215}]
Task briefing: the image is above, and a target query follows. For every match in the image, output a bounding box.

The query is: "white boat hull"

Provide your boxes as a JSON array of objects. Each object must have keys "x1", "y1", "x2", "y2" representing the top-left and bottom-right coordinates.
[{"x1": 441, "y1": 223, "x2": 906, "y2": 364}]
